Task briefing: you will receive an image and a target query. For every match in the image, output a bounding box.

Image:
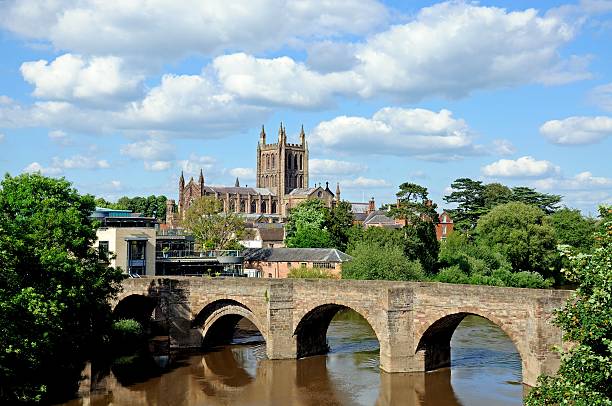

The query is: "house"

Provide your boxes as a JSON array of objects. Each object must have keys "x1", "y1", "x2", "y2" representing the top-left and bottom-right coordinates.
[
  {"x1": 242, "y1": 248, "x2": 353, "y2": 278},
  {"x1": 240, "y1": 224, "x2": 286, "y2": 248},
  {"x1": 92, "y1": 208, "x2": 157, "y2": 276},
  {"x1": 436, "y1": 211, "x2": 454, "y2": 241}
]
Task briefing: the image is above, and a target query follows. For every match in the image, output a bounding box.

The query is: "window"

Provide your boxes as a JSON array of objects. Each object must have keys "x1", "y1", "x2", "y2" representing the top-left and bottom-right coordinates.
[
  {"x1": 301, "y1": 262, "x2": 307, "y2": 267},
  {"x1": 98, "y1": 241, "x2": 109, "y2": 260},
  {"x1": 287, "y1": 262, "x2": 292, "y2": 267},
  {"x1": 313, "y1": 262, "x2": 335, "y2": 269},
  {"x1": 442, "y1": 225, "x2": 447, "y2": 236}
]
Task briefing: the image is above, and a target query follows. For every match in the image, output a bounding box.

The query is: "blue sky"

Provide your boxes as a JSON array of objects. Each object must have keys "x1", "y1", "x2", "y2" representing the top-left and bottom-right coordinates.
[{"x1": 1, "y1": 0, "x2": 611, "y2": 215}]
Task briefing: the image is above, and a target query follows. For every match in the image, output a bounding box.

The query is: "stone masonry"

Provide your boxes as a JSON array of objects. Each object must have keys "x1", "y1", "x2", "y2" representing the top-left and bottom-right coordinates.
[{"x1": 115, "y1": 277, "x2": 571, "y2": 386}]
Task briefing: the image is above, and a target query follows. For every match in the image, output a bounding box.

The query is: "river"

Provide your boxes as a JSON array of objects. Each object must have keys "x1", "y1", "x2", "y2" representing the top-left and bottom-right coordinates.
[{"x1": 60, "y1": 312, "x2": 525, "y2": 405}]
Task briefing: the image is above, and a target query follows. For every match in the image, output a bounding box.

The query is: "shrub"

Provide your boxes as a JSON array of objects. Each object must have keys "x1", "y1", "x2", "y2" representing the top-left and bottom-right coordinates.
[
  {"x1": 342, "y1": 241, "x2": 425, "y2": 281},
  {"x1": 288, "y1": 266, "x2": 336, "y2": 279}
]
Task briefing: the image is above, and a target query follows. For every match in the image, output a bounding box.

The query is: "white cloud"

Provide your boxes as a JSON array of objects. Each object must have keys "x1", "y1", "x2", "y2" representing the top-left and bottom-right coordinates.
[
  {"x1": 52, "y1": 155, "x2": 110, "y2": 170},
  {"x1": 493, "y1": 139, "x2": 517, "y2": 156},
  {"x1": 0, "y1": 0, "x2": 387, "y2": 61},
  {"x1": 310, "y1": 159, "x2": 367, "y2": 176},
  {"x1": 229, "y1": 167, "x2": 255, "y2": 180},
  {"x1": 22, "y1": 161, "x2": 62, "y2": 176},
  {"x1": 213, "y1": 53, "x2": 359, "y2": 108},
  {"x1": 178, "y1": 154, "x2": 217, "y2": 176},
  {"x1": 534, "y1": 171, "x2": 612, "y2": 190},
  {"x1": 144, "y1": 161, "x2": 172, "y2": 171},
  {"x1": 540, "y1": 116, "x2": 612, "y2": 145},
  {"x1": 341, "y1": 176, "x2": 390, "y2": 188},
  {"x1": 0, "y1": 133, "x2": 4, "y2": 142},
  {"x1": 310, "y1": 107, "x2": 479, "y2": 157},
  {"x1": 20, "y1": 54, "x2": 142, "y2": 104},
  {"x1": 122, "y1": 73, "x2": 268, "y2": 134},
  {"x1": 589, "y1": 83, "x2": 612, "y2": 112},
  {"x1": 120, "y1": 138, "x2": 173, "y2": 160},
  {"x1": 580, "y1": 0, "x2": 612, "y2": 14},
  {"x1": 482, "y1": 156, "x2": 560, "y2": 178}
]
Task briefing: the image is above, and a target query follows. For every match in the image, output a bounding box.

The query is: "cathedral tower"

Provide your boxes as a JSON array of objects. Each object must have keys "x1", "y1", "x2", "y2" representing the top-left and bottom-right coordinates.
[{"x1": 256, "y1": 123, "x2": 309, "y2": 198}]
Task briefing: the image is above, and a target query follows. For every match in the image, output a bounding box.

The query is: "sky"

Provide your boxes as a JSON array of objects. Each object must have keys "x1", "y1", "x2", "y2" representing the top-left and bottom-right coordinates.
[{"x1": 0, "y1": 0, "x2": 611, "y2": 215}]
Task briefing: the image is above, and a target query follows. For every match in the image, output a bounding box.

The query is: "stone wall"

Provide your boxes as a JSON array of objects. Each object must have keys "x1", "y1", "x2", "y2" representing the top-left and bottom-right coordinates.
[{"x1": 117, "y1": 277, "x2": 571, "y2": 386}]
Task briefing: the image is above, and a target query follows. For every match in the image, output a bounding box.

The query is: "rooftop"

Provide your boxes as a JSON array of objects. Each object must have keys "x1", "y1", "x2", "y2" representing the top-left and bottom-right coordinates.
[{"x1": 243, "y1": 247, "x2": 352, "y2": 263}]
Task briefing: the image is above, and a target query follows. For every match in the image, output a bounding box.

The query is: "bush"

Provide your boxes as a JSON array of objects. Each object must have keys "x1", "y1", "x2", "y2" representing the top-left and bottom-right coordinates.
[
  {"x1": 111, "y1": 319, "x2": 145, "y2": 354},
  {"x1": 288, "y1": 266, "x2": 336, "y2": 279},
  {"x1": 343, "y1": 241, "x2": 425, "y2": 281}
]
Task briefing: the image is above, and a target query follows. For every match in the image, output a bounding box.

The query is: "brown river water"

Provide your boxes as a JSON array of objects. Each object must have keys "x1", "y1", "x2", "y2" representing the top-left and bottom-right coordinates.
[{"x1": 60, "y1": 312, "x2": 525, "y2": 406}]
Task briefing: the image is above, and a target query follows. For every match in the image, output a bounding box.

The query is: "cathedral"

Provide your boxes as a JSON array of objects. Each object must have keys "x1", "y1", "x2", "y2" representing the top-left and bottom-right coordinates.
[{"x1": 166, "y1": 124, "x2": 340, "y2": 226}]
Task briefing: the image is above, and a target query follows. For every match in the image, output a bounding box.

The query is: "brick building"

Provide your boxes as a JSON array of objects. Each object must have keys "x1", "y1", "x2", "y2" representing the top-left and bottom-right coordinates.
[{"x1": 242, "y1": 248, "x2": 353, "y2": 278}]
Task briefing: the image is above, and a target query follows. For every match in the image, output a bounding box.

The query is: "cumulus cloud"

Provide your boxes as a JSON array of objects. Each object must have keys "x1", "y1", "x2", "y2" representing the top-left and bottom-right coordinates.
[
  {"x1": 533, "y1": 171, "x2": 612, "y2": 190},
  {"x1": 51, "y1": 155, "x2": 110, "y2": 170},
  {"x1": 229, "y1": 167, "x2": 255, "y2": 181},
  {"x1": 20, "y1": 54, "x2": 142, "y2": 104},
  {"x1": 48, "y1": 130, "x2": 71, "y2": 145},
  {"x1": 0, "y1": 0, "x2": 387, "y2": 61},
  {"x1": 144, "y1": 160, "x2": 172, "y2": 171},
  {"x1": 120, "y1": 138, "x2": 173, "y2": 160},
  {"x1": 341, "y1": 176, "x2": 390, "y2": 188},
  {"x1": 492, "y1": 139, "x2": 517, "y2": 156},
  {"x1": 310, "y1": 159, "x2": 367, "y2": 176},
  {"x1": 178, "y1": 154, "x2": 217, "y2": 177},
  {"x1": 540, "y1": 116, "x2": 612, "y2": 145},
  {"x1": 22, "y1": 161, "x2": 62, "y2": 175},
  {"x1": 310, "y1": 107, "x2": 479, "y2": 157},
  {"x1": 482, "y1": 156, "x2": 560, "y2": 178},
  {"x1": 213, "y1": 53, "x2": 359, "y2": 108}
]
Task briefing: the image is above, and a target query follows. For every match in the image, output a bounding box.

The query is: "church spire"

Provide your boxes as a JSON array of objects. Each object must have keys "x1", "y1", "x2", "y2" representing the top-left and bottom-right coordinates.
[
  {"x1": 336, "y1": 182, "x2": 341, "y2": 202},
  {"x1": 199, "y1": 168, "x2": 204, "y2": 188},
  {"x1": 278, "y1": 122, "x2": 286, "y2": 144},
  {"x1": 259, "y1": 125, "x2": 266, "y2": 145},
  {"x1": 299, "y1": 124, "x2": 305, "y2": 145},
  {"x1": 235, "y1": 177, "x2": 240, "y2": 187},
  {"x1": 179, "y1": 170, "x2": 185, "y2": 187}
]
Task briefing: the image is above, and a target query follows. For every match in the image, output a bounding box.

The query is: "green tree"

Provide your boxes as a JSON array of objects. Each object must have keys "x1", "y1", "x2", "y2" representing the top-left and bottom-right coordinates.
[
  {"x1": 549, "y1": 208, "x2": 596, "y2": 252},
  {"x1": 476, "y1": 202, "x2": 559, "y2": 278},
  {"x1": 342, "y1": 241, "x2": 424, "y2": 281},
  {"x1": 483, "y1": 182, "x2": 513, "y2": 209},
  {"x1": 285, "y1": 199, "x2": 329, "y2": 239},
  {"x1": 285, "y1": 226, "x2": 333, "y2": 248},
  {"x1": 325, "y1": 201, "x2": 354, "y2": 251},
  {"x1": 181, "y1": 196, "x2": 246, "y2": 250},
  {"x1": 443, "y1": 178, "x2": 486, "y2": 231},
  {"x1": 112, "y1": 195, "x2": 168, "y2": 218},
  {"x1": 0, "y1": 173, "x2": 123, "y2": 403},
  {"x1": 526, "y1": 206, "x2": 612, "y2": 405},
  {"x1": 510, "y1": 186, "x2": 561, "y2": 214}
]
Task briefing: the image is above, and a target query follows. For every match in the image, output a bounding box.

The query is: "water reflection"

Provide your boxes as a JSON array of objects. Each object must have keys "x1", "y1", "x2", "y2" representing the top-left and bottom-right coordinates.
[{"x1": 60, "y1": 313, "x2": 523, "y2": 406}]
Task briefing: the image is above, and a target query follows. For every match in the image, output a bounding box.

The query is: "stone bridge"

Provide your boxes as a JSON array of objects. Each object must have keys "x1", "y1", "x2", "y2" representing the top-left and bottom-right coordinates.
[{"x1": 114, "y1": 277, "x2": 571, "y2": 386}]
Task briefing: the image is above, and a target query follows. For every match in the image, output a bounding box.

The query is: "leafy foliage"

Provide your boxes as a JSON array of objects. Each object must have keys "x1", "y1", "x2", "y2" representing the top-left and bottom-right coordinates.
[
  {"x1": 476, "y1": 202, "x2": 559, "y2": 278},
  {"x1": 284, "y1": 199, "x2": 348, "y2": 249},
  {"x1": 343, "y1": 241, "x2": 425, "y2": 281},
  {"x1": 526, "y1": 206, "x2": 612, "y2": 405},
  {"x1": 0, "y1": 173, "x2": 123, "y2": 403},
  {"x1": 549, "y1": 208, "x2": 597, "y2": 252},
  {"x1": 325, "y1": 200, "x2": 354, "y2": 251},
  {"x1": 181, "y1": 196, "x2": 246, "y2": 250},
  {"x1": 287, "y1": 266, "x2": 336, "y2": 279},
  {"x1": 94, "y1": 195, "x2": 168, "y2": 219},
  {"x1": 285, "y1": 226, "x2": 333, "y2": 248}
]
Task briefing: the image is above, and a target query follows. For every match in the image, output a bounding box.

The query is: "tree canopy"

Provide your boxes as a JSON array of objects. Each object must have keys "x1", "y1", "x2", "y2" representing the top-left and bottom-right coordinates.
[
  {"x1": 476, "y1": 202, "x2": 559, "y2": 277},
  {"x1": 94, "y1": 195, "x2": 168, "y2": 219},
  {"x1": 0, "y1": 173, "x2": 123, "y2": 403},
  {"x1": 181, "y1": 196, "x2": 246, "y2": 250},
  {"x1": 342, "y1": 241, "x2": 424, "y2": 281},
  {"x1": 526, "y1": 206, "x2": 612, "y2": 405},
  {"x1": 284, "y1": 199, "x2": 351, "y2": 250}
]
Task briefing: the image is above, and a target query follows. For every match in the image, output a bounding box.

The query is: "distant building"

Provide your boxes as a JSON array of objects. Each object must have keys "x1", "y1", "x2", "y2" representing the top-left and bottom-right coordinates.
[
  {"x1": 92, "y1": 207, "x2": 157, "y2": 276},
  {"x1": 240, "y1": 224, "x2": 286, "y2": 249},
  {"x1": 242, "y1": 248, "x2": 353, "y2": 278},
  {"x1": 436, "y1": 211, "x2": 454, "y2": 241},
  {"x1": 166, "y1": 123, "x2": 341, "y2": 227}
]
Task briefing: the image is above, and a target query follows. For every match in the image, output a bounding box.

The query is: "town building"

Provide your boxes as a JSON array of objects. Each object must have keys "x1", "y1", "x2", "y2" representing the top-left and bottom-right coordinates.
[
  {"x1": 166, "y1": 123, "x2": 340, "y2": 226},
  {"x1": 436, "y1": 211, "x2": 454, "y2": 240},
  {"x1": 242, "y1": 248, "x2": 353, "y2": 278},
  {"x1": 92, "y1": 208, "x2": 157, "y2": 276}
]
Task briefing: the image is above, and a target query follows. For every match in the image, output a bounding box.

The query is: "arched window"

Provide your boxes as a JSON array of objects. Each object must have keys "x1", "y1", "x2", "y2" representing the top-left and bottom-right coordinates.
[
  {"x1": 272, "y1": 155, "x2": 275, "y2": 169},
  {"x1": 271, "y1": 201, "x2": 277, "y2": 214},
  {"x1": 250, "y1": 200, "x2": 257, "y2": 213},
  {"x1": 300, "y1": 154, "x2": 303, "y2": 170},
  {"x1": 299, "y1": 175, "x2": 303, "y2": 188},
  {"x1": 287, "y1": 153, "x2": 292, "y2": 170},
  {"x1": 261, "y1": 201, "x2": 267, "y2": 213},
  {"x1": 266, "y1": 155, "x2": 270, "y2": 170},
  {"x1": 229, "y1": 199, "x2": 236, "y2": 212},
  {"x1": 294, "y1": 154, "x2": 298, "y2": 170},
  {"x1": 240, "y1": 200, "x2": 246, "y2": 212}
]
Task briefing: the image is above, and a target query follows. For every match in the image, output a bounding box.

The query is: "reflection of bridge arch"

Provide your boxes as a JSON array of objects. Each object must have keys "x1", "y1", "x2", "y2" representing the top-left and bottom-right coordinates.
[
  {"x1": 293, "y1": 303, "x2": 381, "y2": 358},
  {"x1": 415, "y1": 309, "x2": 527, "y2": 381},
  {"x1": 193, "y1": 299, "x2": 268, "y2": 347}
]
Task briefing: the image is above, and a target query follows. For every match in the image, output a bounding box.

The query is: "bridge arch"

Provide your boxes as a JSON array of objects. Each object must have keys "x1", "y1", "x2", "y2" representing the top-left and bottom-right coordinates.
[
  {"x1": 112, "y1": 294, "x2": 159, "y2": 327},
  {"x1": 293, "y1": 302, "x2": 382, "y2": 358},
  {"x1": 415, "y1": 310, "x2": 526, "y2": 380},
  {"x1": 193, "y1": 299, "x2": 268, "y2": 347}
]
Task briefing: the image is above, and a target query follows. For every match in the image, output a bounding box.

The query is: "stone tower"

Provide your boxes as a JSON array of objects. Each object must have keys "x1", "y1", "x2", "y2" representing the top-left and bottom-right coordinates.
[{"x1": 256, "y1": 123, "x2": 309, "y2": 197}]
